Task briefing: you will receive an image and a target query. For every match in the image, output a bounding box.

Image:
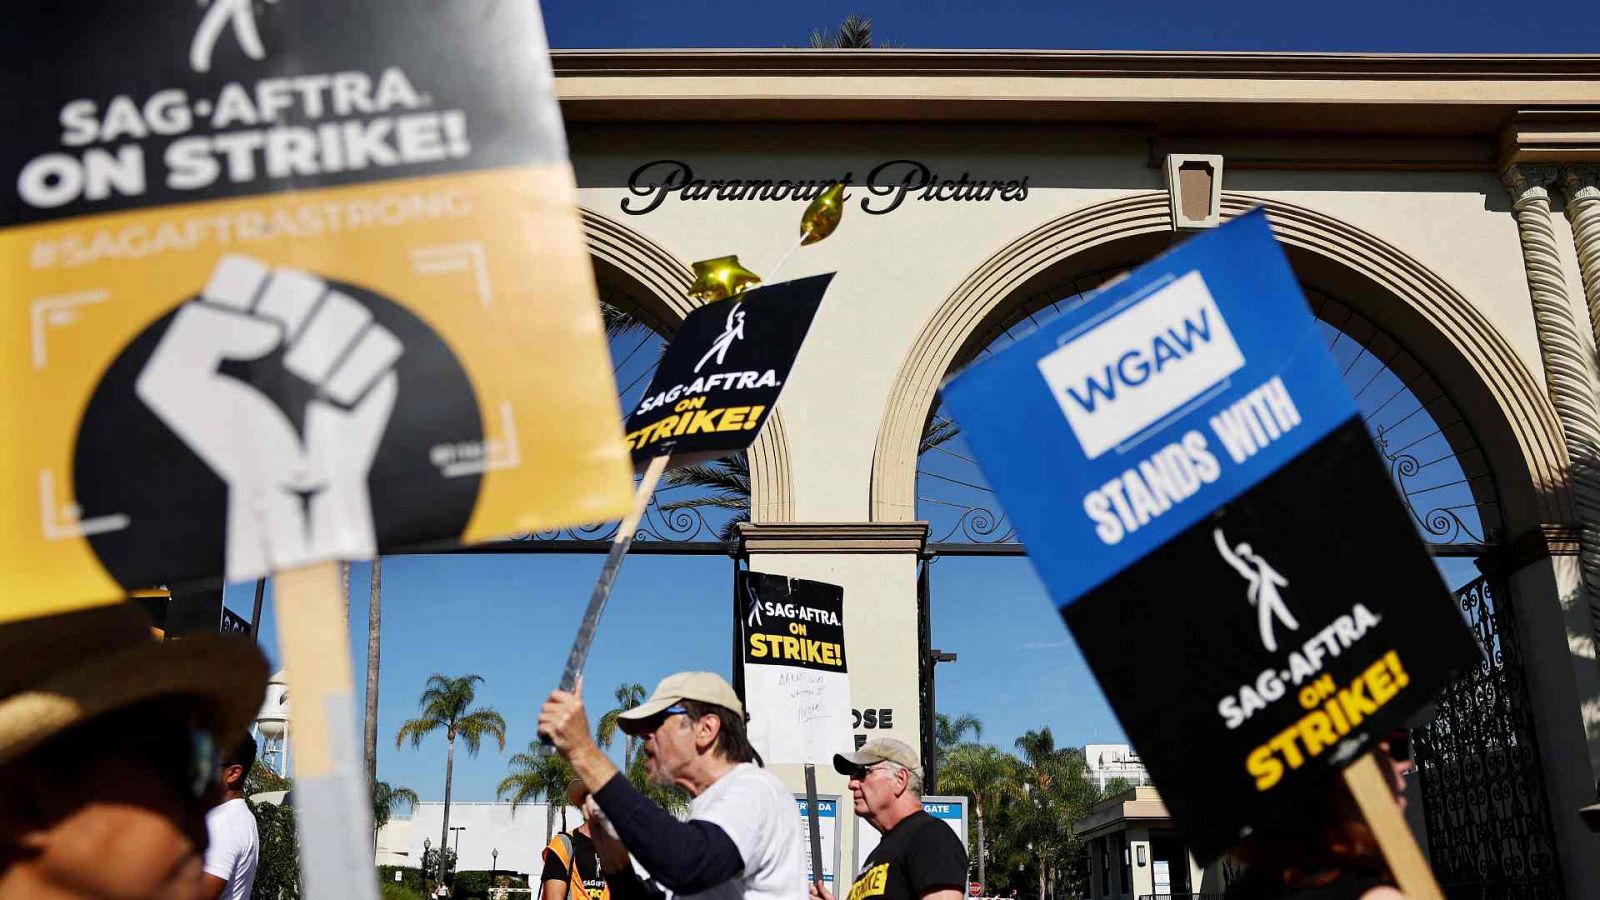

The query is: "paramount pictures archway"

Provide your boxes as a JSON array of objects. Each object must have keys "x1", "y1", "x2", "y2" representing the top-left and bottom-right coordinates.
[{"x1": 432, "y1": 192, "x2": 1587, "y2": 896}]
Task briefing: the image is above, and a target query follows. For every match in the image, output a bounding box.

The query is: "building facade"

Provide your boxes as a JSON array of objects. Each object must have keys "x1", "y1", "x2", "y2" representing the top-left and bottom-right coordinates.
[
  {"x1": 1084, "y1": 744, "x2": 1153, "y2": 795},
  {"x1": 540, "y1": 50, "x2": 1600, "y2": 895}
]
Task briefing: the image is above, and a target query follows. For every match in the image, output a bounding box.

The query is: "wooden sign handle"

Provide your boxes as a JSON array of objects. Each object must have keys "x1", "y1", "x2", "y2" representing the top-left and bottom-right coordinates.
[
  {"x1": 804, "y1": 764, "x2": 825, "y2": 887},
  {"x1": 552, "y1": 453, "x2": 671, "y2": 695},
  {"x1": 1343, "y1": 753, "x2": 1441, "y2": 900},
  {"x1": 276, "y1": 561, "x2": 379, "y2": 900}
]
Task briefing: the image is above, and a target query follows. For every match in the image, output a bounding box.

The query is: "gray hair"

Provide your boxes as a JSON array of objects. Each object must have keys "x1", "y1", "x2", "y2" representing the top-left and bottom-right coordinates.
[{"x1": 883, "y1": 761, "x2": 923, "y2": 795}]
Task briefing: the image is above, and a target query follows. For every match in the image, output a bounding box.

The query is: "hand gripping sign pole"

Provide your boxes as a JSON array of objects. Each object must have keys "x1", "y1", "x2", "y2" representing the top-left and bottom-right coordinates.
[{"x1": 1345, "y1": 757, "x2": 1441, "y2": 900}]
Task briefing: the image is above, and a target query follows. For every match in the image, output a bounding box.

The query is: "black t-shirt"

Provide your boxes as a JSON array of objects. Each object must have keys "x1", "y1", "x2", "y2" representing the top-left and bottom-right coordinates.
[
  {"x1": 846, "y1": 811, "x2": 968, "y2": 900},
  {"x1": 541, "y1": 831, "x2": 609, "y2": 900}
]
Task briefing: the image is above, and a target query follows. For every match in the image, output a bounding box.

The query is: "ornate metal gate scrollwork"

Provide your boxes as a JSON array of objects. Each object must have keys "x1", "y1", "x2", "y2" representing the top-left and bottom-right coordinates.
[{"x1": 1412, "y1": 577, "x2": 1563, "y2": 899}]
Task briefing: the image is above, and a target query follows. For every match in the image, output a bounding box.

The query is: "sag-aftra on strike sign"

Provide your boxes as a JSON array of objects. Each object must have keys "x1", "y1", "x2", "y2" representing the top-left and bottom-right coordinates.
[
  {"x1": 1, "y1": 1, "x2": 632, "y2": 621},
  {"x1": 942, "y1": 211, "x2": 1479, "y2": 861},
  {"x1": 624, "y1": 275, "x2": 830, "y2": 468}
]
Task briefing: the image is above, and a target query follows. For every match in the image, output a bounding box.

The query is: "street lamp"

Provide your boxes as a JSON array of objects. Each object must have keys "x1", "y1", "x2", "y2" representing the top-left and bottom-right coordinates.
[
  {"x1": 423, "y1": 839, "x2": 433, "y2": 898},
  {"x1": 450, "y1": 826, "x2": 467, "y2": 862},
  {"x1": 927, "y1": 648, "x2": 958, "y2": 791},
  {"x1": 492, "y1": 847, "x2": 499, "y2": 876}
]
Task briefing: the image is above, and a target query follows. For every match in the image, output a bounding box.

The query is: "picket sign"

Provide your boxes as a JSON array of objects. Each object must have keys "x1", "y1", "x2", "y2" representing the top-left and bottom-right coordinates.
[
  {"x1": 939, "y1": 211, "x2": 1479, "y2": 878},
  {"x1": 275, "y1": 562, "x2": 379, "y2": 900},
  {"x1": 553, "y1": 454, "x2": 672, "y2": 695},
  {"x1": 1344, "y1": 757, "x2": 1441, "y2": 900},
  {"x1": 544, "y1": 273, "x2": 834, "y2": 705}
]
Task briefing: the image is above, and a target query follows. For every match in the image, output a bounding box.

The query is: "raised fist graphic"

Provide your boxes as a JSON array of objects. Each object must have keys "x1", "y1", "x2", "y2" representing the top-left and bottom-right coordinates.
[{"x1": 137, "y1": 255, "x2": 402, "y2": 580}]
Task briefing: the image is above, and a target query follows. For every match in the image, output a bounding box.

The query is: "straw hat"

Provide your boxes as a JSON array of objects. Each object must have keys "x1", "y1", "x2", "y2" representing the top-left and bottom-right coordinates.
[{"x1": 0, "y1": 602, "x2": 269, "y2": 766}]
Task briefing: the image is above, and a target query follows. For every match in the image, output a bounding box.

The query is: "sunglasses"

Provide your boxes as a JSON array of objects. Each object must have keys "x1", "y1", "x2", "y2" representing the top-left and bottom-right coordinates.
[
  {"x1": 636, "y1": 704, "x2": 691, "y2": 733},
  {"x1": 846, "y1": 763, "x2": 892, "y2": 782}
]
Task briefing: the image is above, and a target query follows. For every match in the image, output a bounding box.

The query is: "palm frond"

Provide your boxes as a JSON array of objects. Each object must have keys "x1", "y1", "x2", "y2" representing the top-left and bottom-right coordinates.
[
  {"x1": 717, "y1": 513, "x2": 751, "y2": 543},
  {"x1": 395, "y1": 717, "x2": 441, "y2": 749},
  {"x1": 456, "y1": 708, "x2": 507, "y2": 756},
  {"x1": 836, "y1": 14, "x2": 873, "y2": 48},
  {"x1": 919, "y1": 417, "x2": 961, "y2": 455},
  {"x1": 597, "y1": 709, "x2": 620, "y2": 750},
  {"x1": 661, "y1": 457, "x2": 750, "y2": 496},
  {"x1": 661, "y1": 494, "x2": 749, "y2": 513},
  {"x1": 602, "y1": 303, "x2": 650, "y2": 340},
  {"x1": 809, "y1": 14, "x2": 876, "y2": 48}
]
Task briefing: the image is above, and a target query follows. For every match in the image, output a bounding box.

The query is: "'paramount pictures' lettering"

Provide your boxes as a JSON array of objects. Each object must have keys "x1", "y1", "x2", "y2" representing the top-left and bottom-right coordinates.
[
  {"x1": 624, "y1": 274, "x2": 831, "y2": 467},
  {"x1": 623, "y1": 159, "x2": 1030, "y2": 216}
]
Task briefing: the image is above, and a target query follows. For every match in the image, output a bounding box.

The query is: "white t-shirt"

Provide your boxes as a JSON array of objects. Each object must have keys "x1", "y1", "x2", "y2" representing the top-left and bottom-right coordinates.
[
  {"x1": 203, "y1": 798, "x2": 260, "y2": 900},
  {"x1": 679, "y1": 763, "x2": 805, "y2": 900}
]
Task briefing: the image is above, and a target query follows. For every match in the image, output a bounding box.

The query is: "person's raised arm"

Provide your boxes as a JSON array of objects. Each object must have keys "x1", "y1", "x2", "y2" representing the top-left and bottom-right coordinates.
[{"x1": 540, "y1": 686, "x2": 744, "y2": 893}]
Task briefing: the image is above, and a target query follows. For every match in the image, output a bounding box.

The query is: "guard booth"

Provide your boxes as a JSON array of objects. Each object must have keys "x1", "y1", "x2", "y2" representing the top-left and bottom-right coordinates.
[{"x1": 1076, "y1": 786, "x2": 1215, "y2": 900}]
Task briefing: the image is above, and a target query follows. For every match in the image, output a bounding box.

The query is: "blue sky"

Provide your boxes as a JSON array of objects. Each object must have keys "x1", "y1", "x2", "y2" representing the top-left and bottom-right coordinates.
[
  {"x1": 539, "y1": 0, "x2": 1600, "y2": 52},
  {"x1": 232, "y1": 553, "x2": 1136, "y2": 802},
  {"x1": 230, "y1": 551, "x2": 1480, "y2": 803},
  {"x1": 232, "y1": 0, "x2": 1512, "y2": 803}
]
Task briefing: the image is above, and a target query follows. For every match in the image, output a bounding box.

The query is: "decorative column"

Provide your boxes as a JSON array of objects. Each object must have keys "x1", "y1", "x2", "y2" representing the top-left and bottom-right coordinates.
[
  {"x1": 1563, "y1": 166, "x2": 1600, "y2": 345},
  {"x1": 1504, "y1": 164, "x2": 1600, "y2": 642}
]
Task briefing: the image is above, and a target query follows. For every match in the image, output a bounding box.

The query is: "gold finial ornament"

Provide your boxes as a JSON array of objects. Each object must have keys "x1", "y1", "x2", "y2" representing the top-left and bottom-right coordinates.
[
  {"x1": 687, "y1": 256, "x2": 763, "y2": 303},
  {"x1": 800, "y1": 183, "x2": 847, "y2": 245}
]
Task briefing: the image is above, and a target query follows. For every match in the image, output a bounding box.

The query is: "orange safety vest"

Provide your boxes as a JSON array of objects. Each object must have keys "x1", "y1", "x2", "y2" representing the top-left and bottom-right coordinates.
[{"x1": 543, "y1": 833, "x2": 610, "y2": 900}]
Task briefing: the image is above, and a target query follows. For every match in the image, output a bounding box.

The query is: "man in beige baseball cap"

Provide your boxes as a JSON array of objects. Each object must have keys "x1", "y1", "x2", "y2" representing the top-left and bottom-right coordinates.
[
  {"x1": 0, "y1": 602, "x2": 269, "y2": 899},
  {"x1": 540, "y1": 671, "x2": 804, "y2": 900},
  {"x1": 817, "y1": 739, "x2": 965, "y2": 900}
]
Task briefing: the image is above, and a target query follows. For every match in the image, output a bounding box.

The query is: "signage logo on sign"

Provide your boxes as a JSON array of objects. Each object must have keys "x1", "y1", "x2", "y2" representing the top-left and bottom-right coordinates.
[
  {"x1": 696, "y1": 302, "x2": 747, "y2": 373},
  {"x1": 191, "y1": 0, "x2": 274, "y2": 73},
  {"x1": 1214, "y1": 528, "x2": 1300, "y2": 653},
  {"x1": 1037, "y1": 271, "x2": 1244, "y2": 460}
]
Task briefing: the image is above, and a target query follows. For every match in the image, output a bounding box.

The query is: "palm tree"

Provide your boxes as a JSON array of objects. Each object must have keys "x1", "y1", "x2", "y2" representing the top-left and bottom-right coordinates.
[
  {"x1": 1010, "y1": 730, "x2": 1095, "y2": 900},
  {"x1": 498, "y1": 741, "x2": 576, "y2": 844},
  {"x1": 395, "y1": 674, "x2": 506, "y2": 888},
  {"x1": 363, "y1": 558, "x2": 382, "y2": 794},
  {"x1": 936, "y1": 712, "x2": 983, "y2": 753},
  {"x1": 372, "y1": 780, "x2": 419, "y2": 844},
  {"x1": 809, "y1": 14, "x2": 877, "y2": 48},
  {"x1": 596, "y1": 682, "x2": 649, "y2": 772},
  {"x1": 933, "y1": 712, "x2": 983, "y2": 790},
  {"x1": 940, "y1": 743, "x2": 1022, "y2": 891}
]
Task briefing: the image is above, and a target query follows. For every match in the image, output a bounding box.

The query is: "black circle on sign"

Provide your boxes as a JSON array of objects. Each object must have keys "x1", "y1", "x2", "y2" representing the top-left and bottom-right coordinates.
[{"x1": 73, "y1": 277, "x2": 483, "y2": 591}]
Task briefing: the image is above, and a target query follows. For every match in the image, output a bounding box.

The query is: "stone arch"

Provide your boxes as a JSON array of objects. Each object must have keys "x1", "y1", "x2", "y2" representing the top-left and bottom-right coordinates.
[
  {"x1": 581, "y1": 208, "x2": 795, "y2": 524},
  {"x1": 871, "y1": 192, "x2": 1574, "y2": 543}
]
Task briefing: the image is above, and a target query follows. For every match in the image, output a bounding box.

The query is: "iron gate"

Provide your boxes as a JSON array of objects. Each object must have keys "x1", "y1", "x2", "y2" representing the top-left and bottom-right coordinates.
[{"x1": 1412, "y1": 576, "x2": 1563, "y2": 899}]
